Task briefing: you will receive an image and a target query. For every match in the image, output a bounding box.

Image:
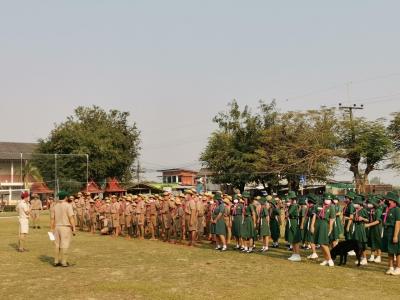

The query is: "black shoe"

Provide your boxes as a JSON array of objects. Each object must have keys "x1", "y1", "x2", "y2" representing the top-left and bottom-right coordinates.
[
  {"x1": 37, "y1": 226, "x2": 41, "y2": 229},
  {"x1": 54, "y1": 263, "x2": 62, "y2": 267},
  {"x1": 61, "y1": 263, "x2": 70, "y2": 268}
]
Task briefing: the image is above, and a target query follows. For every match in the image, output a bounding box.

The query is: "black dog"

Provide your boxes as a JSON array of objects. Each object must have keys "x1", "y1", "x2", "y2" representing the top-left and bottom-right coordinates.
[{"x1": 330, "y1": 240, "x2": 365, "y2": 266}]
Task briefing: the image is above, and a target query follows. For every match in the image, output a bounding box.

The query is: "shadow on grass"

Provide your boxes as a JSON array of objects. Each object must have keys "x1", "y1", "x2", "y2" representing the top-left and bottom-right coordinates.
[
  {"x1": 9, "y1": 243, "x2": 18, "y2": 251},
  {"x1": 39, "y1": 255, "x2": 54, "y2": 266}
]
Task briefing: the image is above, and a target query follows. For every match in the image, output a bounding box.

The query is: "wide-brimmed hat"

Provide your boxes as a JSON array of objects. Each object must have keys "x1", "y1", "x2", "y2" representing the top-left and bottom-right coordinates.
[{"x1": 385, "y1": 191, "x2": 400, "y2": 205}]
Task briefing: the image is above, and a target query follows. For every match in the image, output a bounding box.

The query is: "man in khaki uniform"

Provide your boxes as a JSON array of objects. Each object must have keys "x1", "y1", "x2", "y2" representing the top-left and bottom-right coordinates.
[
  {"x1": 119, "y1": 196, "x2": 127, "y2": 235},
  {"x1": 148, "y1": 195, "x2": 159, "y2": 240},
  {"x1": 184, "y1": 190, "x2": 198, "y2": 246},
  {"x1": 50, "y1": 191, "x2": 76, "y2": 267},
  {"x1": 195, "y1": 195, "x2": 206, "y2": 240},
  {"x1": 110, "y1": 195, "x2": 121, "y2": 237},
  {"x1": 75, "y1": 192, "x2": 85, "y2": 231},
  {"x1": 125, "y1": 196, "x2": 133, "y2": 239},
  {"x1": 136, "y1": 195, "x2": 146, "y2": 239},
  {"x1": 30, "y1": 194, "x2": 43, "y2": 229}
]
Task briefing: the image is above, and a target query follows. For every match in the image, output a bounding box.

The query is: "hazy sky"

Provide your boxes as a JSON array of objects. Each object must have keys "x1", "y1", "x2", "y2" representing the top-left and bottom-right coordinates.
[{"x1": 1, "y1": 1, "x2": 399, "y2": 184}]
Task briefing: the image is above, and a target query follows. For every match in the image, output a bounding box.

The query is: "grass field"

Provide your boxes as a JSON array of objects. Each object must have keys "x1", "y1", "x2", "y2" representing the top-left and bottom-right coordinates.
[{"x1": 1, "y1": 213, "x2": 399, "y2": 300}]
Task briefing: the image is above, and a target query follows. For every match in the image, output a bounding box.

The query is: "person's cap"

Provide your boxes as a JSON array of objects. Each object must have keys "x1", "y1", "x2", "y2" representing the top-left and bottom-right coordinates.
[
  {"x1": 346, "y1": 191, "x2": 356, "y2": 200},
  {"x1": 298, "y1": 196, "x2": 307, "y2": 205},
  {"x1": 205, "y1": 192, "x2": 213, "y2": 197},
  {"x1": 367, "y1": 196, "x2": 379, "y2": 207},
  {"x1": 58, "y1": 190, "x2": 69, "y2": 200},
  {"x1": 353, "y1": 195, "x2": 363, "y2": 205},
  {"x1": 21, "y1": 191, "x2": 29, "y2": 199},
  {"x1": 307, "y1": 194, "x2": 317, "y2": 204},
  {"x1": 223, "y1": 197, "x2": 231, "y2": 204},
  {"x1": 259, "y1": 197, "x2": 267, "y2": 205},
  {"x1": 214, "y1": 193, "x2": 221, "y2": 201},
  {"x1": 185, "y1": 189, "x2": 194, "y2": 195},
  {"x1": 111, "y1": 195, "x2": 117, "y2": 198},
  {"x1": 242, "y1": 191, "x2": 250, "y2": 198},
  {"x1": 287, "y1": 191, "x2": 297, "y2": 199},
  {"x1": 175, "y1": 198, "x2": 182, "y2": 205},
  {"x1": 323, "y1": 193, "x2": 333, "y2": 200},
  {"x1": 266, "y1": 195, "x2": 273, "y2": 202},
  {"x1": 89, "y1": 199, "x2": 95, "y2": 203},
  {"x1": 385, "y1": 191, "x2": 400, "y2": 204},
  {"x1": 106, "y1": 199, "x2": 111, "y2": 203}
]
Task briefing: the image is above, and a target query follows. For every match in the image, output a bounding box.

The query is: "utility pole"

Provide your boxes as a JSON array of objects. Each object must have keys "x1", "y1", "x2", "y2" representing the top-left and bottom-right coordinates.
[{"x1": 338, "y1": 103, "x2": 364, "y2": 191}]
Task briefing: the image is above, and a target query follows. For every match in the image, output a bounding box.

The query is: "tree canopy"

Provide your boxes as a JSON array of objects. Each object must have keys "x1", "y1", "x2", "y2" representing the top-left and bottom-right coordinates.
[{"x1": 33, "y1": 106, "x2": 140, "y2": 193}]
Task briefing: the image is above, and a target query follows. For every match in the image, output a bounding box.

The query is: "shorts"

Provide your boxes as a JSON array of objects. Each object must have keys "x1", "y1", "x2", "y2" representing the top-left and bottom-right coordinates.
[
  {"x1": 31, "y1": 210, "x2": 40, "y2": 219},
  {"x1": 185, "y1": 215, "x2": 198, "y2": 232},
  {"x1": 19, "y1": 219, "x2": 29, "y2": 234},
  {"x1": 54, "y1": 226, "x2": 72, "y2": 249},
  {"x1": 112, "y1": 214, "x2": 120, "y2": 227}
]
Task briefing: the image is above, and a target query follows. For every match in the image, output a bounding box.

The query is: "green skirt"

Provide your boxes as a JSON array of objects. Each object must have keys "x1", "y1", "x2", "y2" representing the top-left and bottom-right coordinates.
[
  {"x1": 386, "y1": 227, "x2": 400, "y2": 255},
  {"x1": 367, "y1": 224, "x2": 382, "y2": 250},
  {"x1": 232, "y1": 215, "x2": 243, "y2": 238},
  {"x1": 352, "y1": 222, "x2": 367, "y2": 244},
  {"x1": 259, "y1": 217, "x2": 271, "y2": 237},
  {"x1": 270, "y1": 218, "x2": 280, "y2": 241},
  {"x1": 241, "y1": 216, "x2": 255, "y2": 240},
  {"x1": 215, "y1": 219, "x2": 226, "y2": 236},
  {"x1": 287, "y1": 219, "x2": 301, "y2": 244},
  {"x1": 210, "y1": 223, "x2": 216, "y2": 235},
  {"x1": 304, "y1": 217, "x2": 313, "y2": 243},
  {"x1": 331, "y1": 218, "x2": 341, "y2": 241},
  {"x1": 314, "y1": 219, "x2": 330, "y2": 245},
  {"x1": 344, "y1": 220, "x2": 354, "y2": 241}
]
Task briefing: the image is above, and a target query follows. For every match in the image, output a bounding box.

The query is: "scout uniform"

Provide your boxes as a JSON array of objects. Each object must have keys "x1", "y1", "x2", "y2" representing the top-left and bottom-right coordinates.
[
  {"x1": 231, "y1": 199, "x2": 244, "y2": 240},
  {"x1": 88, "y1": 199, "x2": 97, "y2": 233},
  {"x1": 297, "y1": 196, "x2": 307, "y2": 245},
  {"x1": 343, "y1": 192, "x2": 356, "y2": 240},
  {"x1": 136, "y1": 196, "x2": 146, "y2": 239},
  {"x1": 119, "y1": 197, "x2": 127, "y2": 234},
  {"x1": 383, "y1": 192, "x2": 400, "y2": 275},
  {"x1": 314, "y1": 199, "x2": 335, "y2": 246},
  {"x1": 148, "y1": 196, "x2": 159, "y2": 240},
  {"x1": 184, "y1": 192, "x2": 197, "y2": 233},
  {"x1": 125, "y1": 197, "x2": 133, "y2": 238},
  {"x1": 351, "y1": 196, "x2": 368, "y2": 245},
  {"x1": 173, "y1": 198, "x2": 185, "y2": 243},
  {"x1": 196, "y1": 197, "x2": 206, "y2": 240},
  {"x1": 110, "y1": 196, "x2": 121, "y2": 236},
  {"x1": 75, "y1": 194, "x2": 85, "y2": 231},
  {"x1": 259, "y1": 197, "x2": 271, "y2": 252},
  {"x1": 286, "y1": 194, "x2": 302, "y2": 246},
  {"x1": 367, "y1": 197, "x2": 383, "y2": 257},
  {"x1": 223, "y1": 197, "x2": 231, "y2": 243},
  {"x1": 30, "y1": 195, "x2": 43, "y2": 229},
  {"x1": 51, "y1": 191, "x2": 75, "y2": 267},
  {"x1": 269, "y1": 198, "x2": 281, "y2": 248}
]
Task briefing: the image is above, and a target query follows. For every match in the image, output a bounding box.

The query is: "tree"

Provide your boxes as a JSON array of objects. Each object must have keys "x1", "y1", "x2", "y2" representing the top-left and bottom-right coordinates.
[
  {"x1": 388, "y1": 112, "x2": 400, "y2": 170},
  {"x1": 337, "y1": 116, "x2": 392, "y2": 192},
  {"x1": 33, "y1": 106, "x2": 140, "y2": 193},
  {"x1": 200, "y1": 100, "x2": 277, "y2": 192},
  {"x1": 256, "y1": 108, "x2": 338, "y2": 191}
]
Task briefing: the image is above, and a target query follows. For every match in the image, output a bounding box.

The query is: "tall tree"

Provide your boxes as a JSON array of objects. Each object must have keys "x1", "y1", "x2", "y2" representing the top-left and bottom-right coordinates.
[
  {"x1": 33, "y1": 106, "x2": 140, "y2": 193},
  {"x1": 256, "y1": 108, "x2": 338, "y2": 191},
  {"x1": 200, "y1": 100, "x2": 277, "y2": 192},
  {"x1": 337, "y1": 116, "x2": 392, "y2": 192},
  {"x1": 388, "y1": 111, "x2": 400, "y2": 170}
]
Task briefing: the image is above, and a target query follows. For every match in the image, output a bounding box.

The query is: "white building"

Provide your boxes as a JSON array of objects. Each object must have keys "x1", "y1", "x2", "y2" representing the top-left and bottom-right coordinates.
[{"x1": 0, "y1": 142, "x2": 37, "y2": 205}]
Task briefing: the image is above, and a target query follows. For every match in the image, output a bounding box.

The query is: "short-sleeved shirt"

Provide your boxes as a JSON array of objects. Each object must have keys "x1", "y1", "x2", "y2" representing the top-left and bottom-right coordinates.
[
  {"x1": 30, "y1": 199, "x2": 42, "y2": 210},
  {"x1": 52, "y1": 201, "x2": 74, "y2": 226},
  {"x1": 185, "y1": 199, "x2": 196, "y2": 215},
  {"x1": 17, "y1": 201, "x2": 29, "y2": 220},
  {"x1": 343, "y1": 203, "x2": 355, "y2": 217},
  {"x1": 385, "y1": 207, "x2": 400, "y2": 227}
]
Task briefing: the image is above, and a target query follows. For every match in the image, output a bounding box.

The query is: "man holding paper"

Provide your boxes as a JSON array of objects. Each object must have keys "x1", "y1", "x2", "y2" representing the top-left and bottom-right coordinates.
[{"x1": 50, "y1": 191, "x2": 76, "y2": 267}]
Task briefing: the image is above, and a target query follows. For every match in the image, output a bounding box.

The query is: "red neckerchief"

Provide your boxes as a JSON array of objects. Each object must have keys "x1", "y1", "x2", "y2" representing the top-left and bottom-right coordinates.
[
  {"x1": 342, "y1": 201, "x2": 349, "y2": 215},
  {"x1": 318, "y1": 204, "x2": 329, "y2": 219},
  {"x1": 232, "y1": 204, "x2": 238, "y2": 216},
  {"x1": 355, "y1": 207, "x2": 362, "y2": 222},
  {"x1": 383, "y1": 204, "x2": 396, "y2": 224}
]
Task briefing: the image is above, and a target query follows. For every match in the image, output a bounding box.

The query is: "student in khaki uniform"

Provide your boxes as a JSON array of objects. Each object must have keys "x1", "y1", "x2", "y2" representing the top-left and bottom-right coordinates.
[
  {"x1": 88, "y1": 199, "x2": 97, "y2": 234},
  {"x1": 125, "y1": 196, "x2": 133, "y2": 239},
  {"x1": 196, "y1": 195, "x2": 205, "y2": 241},
  {"x1": 148, "y1": 195, "x2": 159, "y2": 240},
  {"x1": 173, "y1": 198, "x2": 185, "y2": 243},
  {"x1": 83, "y1": 193, "x2": 92, "y2": 231},
  {"x1": 50, "y1": 191, "x2": 76, "y2": 267},
  {"x1": 161, "y1": 193, "x2": 172, "y2": 242},
  {"x1": 17, "y1": 192, "x2": 30, "y2": 252},
  {"x1": 30, "y1": 194, "x2": 42, "y2": 229},
  {"x1": 110, "y1": 195, "x2": 121, "y2": 237},
  {"x1": 136, "y1": 195, "x2": 146, "y2": 239},
  {"x1": 76, "y1": 192, "x2": 85, "y2": 231},
  {"x1": 119, "y1": 196, "x2": 127, "y2": 235},
  {"x1": 184, "y1": 190, "x2": 198, "y2": 246},
  {"x1": 223, "y1": 197, "x2": 232, "y2": 244}
]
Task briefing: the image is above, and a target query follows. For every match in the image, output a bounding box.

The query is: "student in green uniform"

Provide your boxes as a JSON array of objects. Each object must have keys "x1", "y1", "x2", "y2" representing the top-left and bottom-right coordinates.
[
  {"x1": 352, "y1": 195, "x2": 369, "y2": 265},
  {"x1": 365, "y1": 196, "x2": 383, "y2": 263},
  {"x1": 312, "y1": 193, "x2": 335, "y2": 267},
  {"x1": 342, "y1": 191, "x2": 357, "y2": 256},
  {"x1": 287, "y1": 192, "x2": 302, "y2": 262},
  {"x1": 382, "y1": 192, "x2": 400, "y2": 275},
  {"x1": 258, "y1": 196, "x2": 271, "y2": 252},
  {"x1": 298, "y1": 196, "x2": 307, "y2": 249},
  {"x1": 269, "y1": 197, "x2": 281, "y2": 248},
  {"x1": 241, "y1": 195, "x2": 257, "y2": 253},
  {"x1": 231, "y1": 195, "x2": 244, "y2": 250},
  {"x1": 212, "y1": 196, "x2": 227, "y2": 251},
  {"x1": 331, "y1": 195, "x2": 343, "y2": 248},
  {"x1": 305, "y1": 194, "x2": 318, "y2": 259},
  {"x1": 209, "y1": 194, "x2": 219, "y2": 244}
]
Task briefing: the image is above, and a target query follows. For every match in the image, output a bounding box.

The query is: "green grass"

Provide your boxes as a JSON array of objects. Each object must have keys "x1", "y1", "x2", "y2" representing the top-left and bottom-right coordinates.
[{"x1": 1, "y1": 213, "x2": 399, "y2": 300}]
